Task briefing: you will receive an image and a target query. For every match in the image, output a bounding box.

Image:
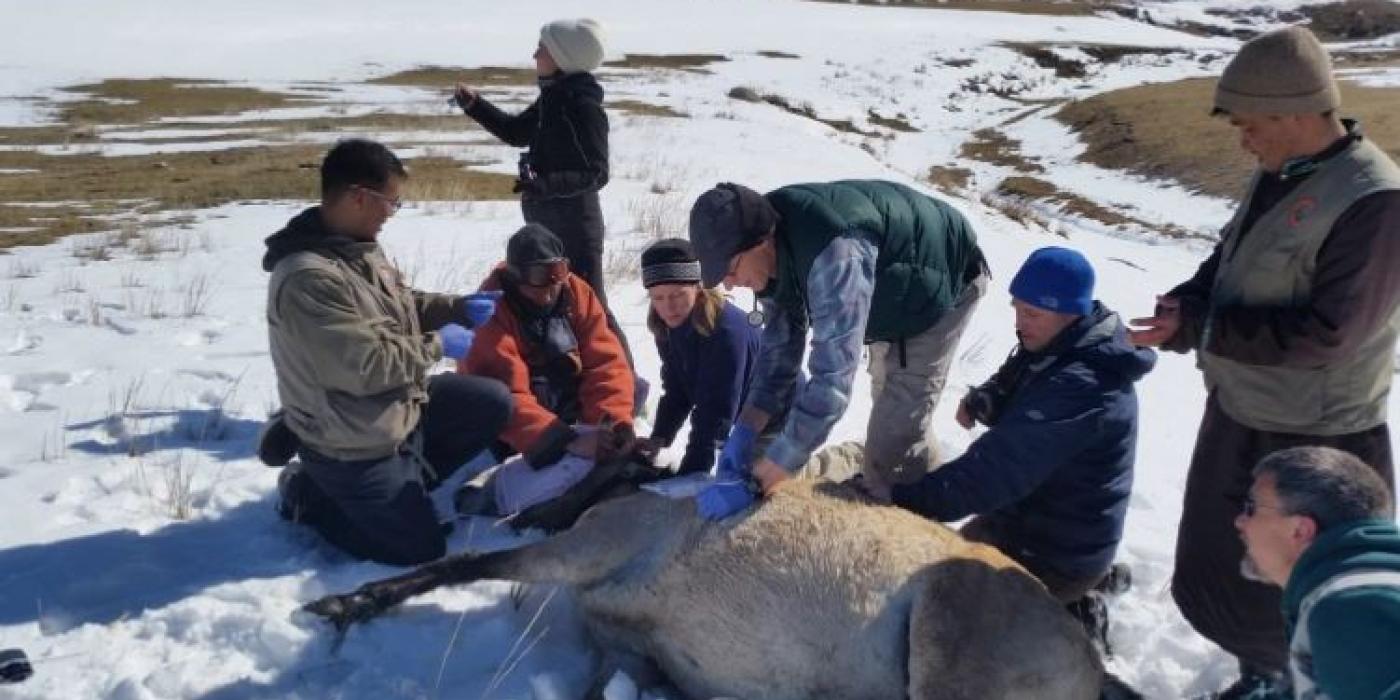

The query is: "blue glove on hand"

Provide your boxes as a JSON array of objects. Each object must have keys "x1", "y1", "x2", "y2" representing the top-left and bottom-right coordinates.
[
  {"x1": 463, "y1": 290, "x2": 503, "y2": 328},
  {"x1": 696, "y1": 478, "x2": 755, "y2": 520},
  {"x1": 716, "y1": 424, "x2": 757, "y2": 479},
  {"x1": 439, "y1": 323, "x2": 474, "y2": 361}
]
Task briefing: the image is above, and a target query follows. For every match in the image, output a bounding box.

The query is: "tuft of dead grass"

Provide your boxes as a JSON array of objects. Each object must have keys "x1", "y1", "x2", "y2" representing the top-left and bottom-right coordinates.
[
  {"x1": 60, "y1": 79, "x2": 311, "y2": 125},
  {"x1": 925, "y1": 165, "x2": 974, "y2": 194},
  {"x1": 728, "y1": 86, "x2": 881, "y2": 138},
  {"x1": 0, "y1": 145, "x2": 515, "y2": 251},
  {"x1": 806, "y1": 0, "x2": 1111, "y2": 16},
  {"x1": 868, "y1": 110, "x2": 920, "y2": 133},
  {"x1": 958, "y1": 128, "x2": 1044, "y2": 173},
  {"x1": 996, "y1": 175, "x2": 1201, "y2": 238},
  {"x1": 369, "y1": 66, "x2": 539, "y2": 88},
  {"x1": 1056, "y1": 77, "x2": 1400, "y2": 200},
  {"x1": 1004, "y1": 42, "x2": 1184, "y2": 79},
  {"x1": 1302, "y1": 0, "x2": 1400, "y2": 41},
  {"x1": 609, "y1": 100, "x2": 686, "y2": 119},
  {"x1": 603, "y1": 54, "x2": 730, "y2": 72}
]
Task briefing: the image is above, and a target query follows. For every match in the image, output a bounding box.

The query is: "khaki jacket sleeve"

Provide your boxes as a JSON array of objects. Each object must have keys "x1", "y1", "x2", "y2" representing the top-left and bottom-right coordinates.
[{"x1": 412, "y1": 290, "x2": 463, "y2": 332}]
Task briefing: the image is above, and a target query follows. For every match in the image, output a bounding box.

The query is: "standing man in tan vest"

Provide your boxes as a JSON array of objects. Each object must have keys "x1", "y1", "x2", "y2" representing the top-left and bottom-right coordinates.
[{"x1": 1130, "y1": 26, "x2": 1400, "y2": 699}]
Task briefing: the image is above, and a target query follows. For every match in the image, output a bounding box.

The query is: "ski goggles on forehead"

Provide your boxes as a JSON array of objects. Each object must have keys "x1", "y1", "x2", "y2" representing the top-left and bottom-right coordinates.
[{"x1": 509, "y1": 258, "x2": 568, "y2": 287}]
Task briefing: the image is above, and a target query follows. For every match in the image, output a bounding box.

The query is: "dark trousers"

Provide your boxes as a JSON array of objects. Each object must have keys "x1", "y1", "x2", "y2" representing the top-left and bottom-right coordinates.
[
  {"x1": 1171, "y1": 393, "x2": 1395, "y2": 674},
  {"x1": 521, "y1": 192, "x2": 634, "y2": 366},
  {"x1": 295, "y1": 374, "x2": 511, "y2": 566},
  {"x1": 961, "y1": 514, "x2": 1106, "y2": 604}
]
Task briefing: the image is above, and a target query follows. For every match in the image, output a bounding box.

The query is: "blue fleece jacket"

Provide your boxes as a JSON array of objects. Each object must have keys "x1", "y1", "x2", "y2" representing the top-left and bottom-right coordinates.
[
  {"x1": 650, "y1": 301, "x2": 762, "y2": 474},
  {"x1": 892, "y1": 303, "x2": 1157, "y2": 578}
]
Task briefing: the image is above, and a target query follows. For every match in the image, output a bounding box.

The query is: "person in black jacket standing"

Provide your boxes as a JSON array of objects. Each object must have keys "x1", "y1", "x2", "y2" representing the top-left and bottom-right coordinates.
[{"x1": 453, "y1": 19, "x2": 612, "y2": 308}]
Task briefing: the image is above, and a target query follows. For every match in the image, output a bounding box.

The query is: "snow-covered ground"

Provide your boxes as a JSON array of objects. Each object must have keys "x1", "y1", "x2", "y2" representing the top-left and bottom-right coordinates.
[{"x1": 1, "y1": 2, "x2": 1396, "y2": 699}]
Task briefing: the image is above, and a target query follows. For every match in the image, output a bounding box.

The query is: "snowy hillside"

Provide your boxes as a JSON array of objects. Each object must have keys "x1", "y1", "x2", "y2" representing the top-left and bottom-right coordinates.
[{"x1": 1, "y1": 1, "x2": 1397, "y2": 698}]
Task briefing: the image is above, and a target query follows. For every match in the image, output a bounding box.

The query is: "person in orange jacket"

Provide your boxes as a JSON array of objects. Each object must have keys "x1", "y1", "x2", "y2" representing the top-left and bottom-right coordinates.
[{"x1": 456, "y1": 223, "x2": 635, "y2": 515}]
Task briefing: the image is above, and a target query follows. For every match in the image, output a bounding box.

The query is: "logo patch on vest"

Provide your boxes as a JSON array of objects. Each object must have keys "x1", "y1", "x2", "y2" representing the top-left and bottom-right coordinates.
[{"x1": 1288, "y1": 196, "x2": 1319, "y2": 227}]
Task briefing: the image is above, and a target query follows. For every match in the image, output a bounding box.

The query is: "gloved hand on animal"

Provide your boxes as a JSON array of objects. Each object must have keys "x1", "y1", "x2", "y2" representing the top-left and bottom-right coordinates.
[
  {"x1": 696, "y1": 424, "x2": 759, "y2": 520},
  {"x1": 463, "y1": 290, "x2": 503, "y2": 328},
  {"x1": 715, "y1": 424, "x2": 756, "y2": 479},
  {"x1": 696, "y1": 477, "x2": 755, "y2": 520}
]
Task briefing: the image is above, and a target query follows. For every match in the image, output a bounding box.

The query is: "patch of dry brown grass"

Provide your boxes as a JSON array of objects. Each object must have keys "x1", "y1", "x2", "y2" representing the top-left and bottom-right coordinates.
[
  {"x1": 609, "y1": 100, "x2": 686, "y2": 118},
  {"x1": 60, "y1": 79, "x2": 311, "y2": 125},
  {"x1": 369, "y1": 66, "x2": 539, "y2": 88},
  {"x1": 868, "y1": 110, "x2": 920, "y2": 133},
  {"x1": 603, "y1": 54, "x2": 730, "y2": 72},
  {"x1": 958, "y1": 128, "x2": 1044, "y2": 173},
  {"x1": 808, "y1": 0, "x2": 1110, "y2": 16},
  {"x1": 1004, "y1": 42, "x2": 1184, "y2": 79},
  {"x1": 728, "y1": 86, "x2": 881, "y2": 138},
  {"x1": 925, "y1": 165, "x2": 973, "y2": 194},
  {"x1": 1302, "y1": 0, "x2": 1400, "y2": 41},
  {"x1": 0, "y1": 144, "x2": 515, "y2": 250},
  {"x1": 996, "y1": 175, "x2": 1200, "y2": 238},
  {"x1": 1056, "y1": 77, "x2": 1400, "y2": 200}
]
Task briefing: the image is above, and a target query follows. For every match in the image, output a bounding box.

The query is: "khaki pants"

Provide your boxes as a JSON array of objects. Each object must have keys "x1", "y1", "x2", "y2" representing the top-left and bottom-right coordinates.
[{"x1": 863, "y1": 273, "x2": 987, "y2": 486}]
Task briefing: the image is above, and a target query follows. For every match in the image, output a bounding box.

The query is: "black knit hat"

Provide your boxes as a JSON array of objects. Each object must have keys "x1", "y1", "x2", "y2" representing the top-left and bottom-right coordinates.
[
  {"x1": 641, "y1": 238, "x2": 702, "y2": 288},
  {"x1": 506, "y1": 223, "x2": 566, "y2": 267},
  {"x1": 688, "y1": 183, "x2": 779, "y2": 287}
]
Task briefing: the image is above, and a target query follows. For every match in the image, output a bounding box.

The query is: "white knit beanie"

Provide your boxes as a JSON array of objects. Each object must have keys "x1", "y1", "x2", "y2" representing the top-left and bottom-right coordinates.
[
  {"x1": 1213, "y1": 26, "x2": 1340, "y2": 116},
  {"x1": 539, "y1": 18, "x2": 606, "y2": 74}
]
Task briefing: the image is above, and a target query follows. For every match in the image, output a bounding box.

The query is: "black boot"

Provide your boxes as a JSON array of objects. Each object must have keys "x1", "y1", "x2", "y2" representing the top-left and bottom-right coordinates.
[{"x1": 276, "y1": 463, "x2": 319, "y2": 523}]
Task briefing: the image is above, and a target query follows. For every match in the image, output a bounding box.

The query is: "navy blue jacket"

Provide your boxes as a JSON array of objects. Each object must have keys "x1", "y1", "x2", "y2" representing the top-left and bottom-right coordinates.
[
  {"x1": 651, "y1": 302, "x2": 762, "y2": 474},
  {"x1": 892, "y1": 303, "x2": 1156, "y2": 578}
]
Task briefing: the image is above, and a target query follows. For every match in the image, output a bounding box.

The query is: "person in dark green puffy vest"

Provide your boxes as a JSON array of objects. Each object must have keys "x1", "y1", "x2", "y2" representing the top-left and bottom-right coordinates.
[{"x1": 685, "y1": 180, "x2": 989, "y2": 520}]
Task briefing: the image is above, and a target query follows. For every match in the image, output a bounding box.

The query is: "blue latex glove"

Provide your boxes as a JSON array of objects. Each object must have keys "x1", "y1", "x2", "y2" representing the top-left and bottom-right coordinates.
[
  {"x1": 696, "y1": 478, "x2": 755, "y2": 520},
  {"x1": 439, "y1": 323, "x2": 474, "y2": 361},
  {"x1": 463, "y1": 290, "x2": 503, "y2": 328},
  {"x1": 716, "y1": 424, "x2": 757, "y2": 479}
]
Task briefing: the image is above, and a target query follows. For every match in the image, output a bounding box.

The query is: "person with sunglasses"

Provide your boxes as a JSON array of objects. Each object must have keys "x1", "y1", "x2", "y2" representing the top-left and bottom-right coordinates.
[
  {"x1": 1234, "y1": 446, "x2": 1400, "y2": 700},
  {"x1": 261, "y1": 139, "x2": 512, "y2": 566},
  {"x1": 454, "y1": 223, "x2": 635, "y2": 516}
]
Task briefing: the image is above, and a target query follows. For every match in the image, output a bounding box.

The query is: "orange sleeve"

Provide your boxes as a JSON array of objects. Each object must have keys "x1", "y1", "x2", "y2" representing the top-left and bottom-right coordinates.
[{"x1": 568, "y1": 276, "x2": 634, "y2": 427}]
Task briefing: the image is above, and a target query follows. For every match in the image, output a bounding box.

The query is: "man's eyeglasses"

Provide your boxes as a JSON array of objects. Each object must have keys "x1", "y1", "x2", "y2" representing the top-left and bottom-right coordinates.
[
  {"x1": 1241, "y1": 496, "x2": 1288, "y2": 518},
  {"x1": 510, "y1": 258, "x2": 568, "y2": 287},
  {"x1": 355, "y1": 185, "x2": 404, "y2": 213}
]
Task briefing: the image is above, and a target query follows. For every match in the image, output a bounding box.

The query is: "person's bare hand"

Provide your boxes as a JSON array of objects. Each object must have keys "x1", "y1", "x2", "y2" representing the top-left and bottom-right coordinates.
[
  {"x1": 955, "y1": 398, "x2": 975, "y2": 430},
  {"x1": 1128, "y1": 295, "x2": 1182, "y2": 347}
]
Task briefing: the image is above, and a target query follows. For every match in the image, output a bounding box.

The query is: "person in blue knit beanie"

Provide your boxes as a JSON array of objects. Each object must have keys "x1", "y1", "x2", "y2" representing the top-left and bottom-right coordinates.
[{"x1": 868, "y1": 245, "x2": 1157, "y2": 657}]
